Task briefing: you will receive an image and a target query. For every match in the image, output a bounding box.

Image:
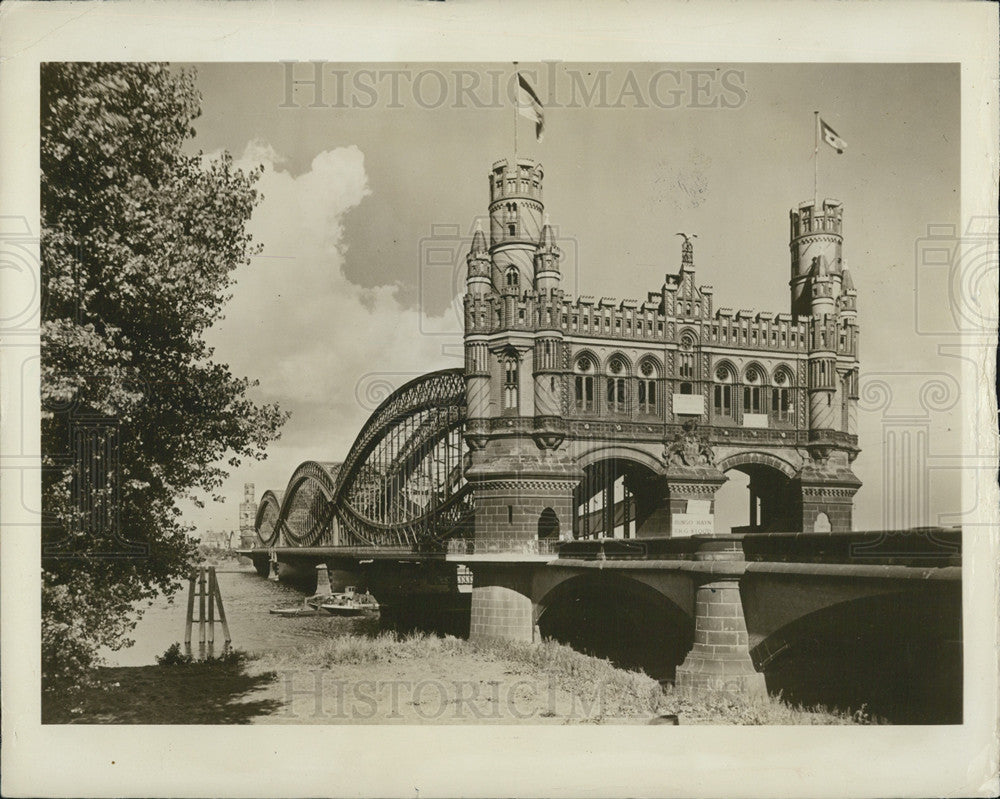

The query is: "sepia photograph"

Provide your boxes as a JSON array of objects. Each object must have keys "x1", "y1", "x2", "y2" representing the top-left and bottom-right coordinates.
[{"x1": 2, "y1": 2, "x2": 997, "y2": 798}]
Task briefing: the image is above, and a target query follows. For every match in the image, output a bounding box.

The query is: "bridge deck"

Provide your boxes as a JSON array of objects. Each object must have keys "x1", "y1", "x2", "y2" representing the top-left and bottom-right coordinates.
[{"x1": 239, "y1": 528, "x2": 960, "y2": 570}]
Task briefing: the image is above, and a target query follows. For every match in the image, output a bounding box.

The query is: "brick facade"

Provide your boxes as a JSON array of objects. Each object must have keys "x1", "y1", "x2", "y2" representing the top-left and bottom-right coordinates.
[
  {"x1": 469, "y1": 565, "x2": 535, "y2": 642},
  {"x1": 675, "y1": 578, "x2": 767, "y2": 697}
]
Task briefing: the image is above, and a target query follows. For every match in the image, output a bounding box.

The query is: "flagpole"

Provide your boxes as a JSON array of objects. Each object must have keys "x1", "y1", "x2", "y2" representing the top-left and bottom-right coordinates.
[
  {"x1": 513, "y1": 62, "x2": 519, "y2": 167},
  {"x1": 813, "y1": 110, "x2": 819, "y2": 207}
]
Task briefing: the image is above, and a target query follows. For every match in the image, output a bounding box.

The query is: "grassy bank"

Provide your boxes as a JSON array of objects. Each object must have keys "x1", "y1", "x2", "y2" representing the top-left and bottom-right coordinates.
[
  {"x1": 45, "y1": 630, "x2": 875, "y2": 724},
  {"x1": 252, "y1": 632, "x2": 866, "y2": 724}
]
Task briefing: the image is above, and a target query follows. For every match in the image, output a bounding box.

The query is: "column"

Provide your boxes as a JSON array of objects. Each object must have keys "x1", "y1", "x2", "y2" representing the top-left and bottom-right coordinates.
[
  {"x1": 674, "y1": 537, "x2": 767, "y2": 698},
  {"x1": 468, "y1": 564, "x2": 536, "y2": 643}
]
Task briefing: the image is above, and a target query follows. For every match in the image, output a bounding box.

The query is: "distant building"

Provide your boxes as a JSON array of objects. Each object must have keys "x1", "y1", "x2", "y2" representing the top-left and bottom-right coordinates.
[{"x1": 239, "y1": 482, "x2": 256, "y2": 548}]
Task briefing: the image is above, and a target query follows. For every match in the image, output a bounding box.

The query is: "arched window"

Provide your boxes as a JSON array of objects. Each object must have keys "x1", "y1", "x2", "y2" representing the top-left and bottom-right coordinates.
[
  {"x1": 743, "y1": 365, "x2": 766, "y2": 415},
  {"x1": 637, "y1": 359, "x2": 658, "y2": 415},
  {"x1": 505, "y1": 202, "x2": 518, "y2": 237},
  {"x1": 713, "y1": 364, "x2": 735, "y2": 418},
  {"x1": 678, "y1": 334, "x2": 696, "y2": 381},
  {"x1": 537, "y1": 508, "x2": 560, "y2": 540},
  {"x1": 502, "y1": 354, "x2": 519, "y2": 411},
  {"x1": 505, "y1": 268, "x2": 519, "y2": 288},
  {"x1": 606, "y1": 356, "x2": 628, "y2": 413},
  {"x1": 772, "y1": 367, "x2": 794, "y2": 422},
  {"x1": 574, "y1": 356, "x2": 595, "y2": 412}
]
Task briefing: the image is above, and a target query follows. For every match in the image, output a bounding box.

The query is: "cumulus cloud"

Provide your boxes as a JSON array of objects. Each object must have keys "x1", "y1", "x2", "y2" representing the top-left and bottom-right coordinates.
[{"x1": 187, "y1": 141, "x2": 462, "y2": 531}]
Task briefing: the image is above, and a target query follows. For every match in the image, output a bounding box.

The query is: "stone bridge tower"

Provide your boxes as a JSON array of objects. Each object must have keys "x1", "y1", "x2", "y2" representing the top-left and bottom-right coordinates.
[{"x1": 461, "y1": 160, "x2": 862, "y2": 638}]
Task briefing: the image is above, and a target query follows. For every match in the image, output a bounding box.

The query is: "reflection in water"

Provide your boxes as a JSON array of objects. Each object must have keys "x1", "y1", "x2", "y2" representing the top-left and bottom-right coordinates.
[{"x1": 101, "y1": 565, "x2": 374, "y2": 666}]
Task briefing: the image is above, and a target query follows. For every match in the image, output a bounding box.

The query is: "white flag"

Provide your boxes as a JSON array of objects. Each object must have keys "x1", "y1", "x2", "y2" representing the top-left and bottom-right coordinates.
[
  {"x1": 820, "y1": 118, "x2": 847, "y2": 154},
  {"x1": 517, "y1": 73, "x2": 544, "y2": 141}
]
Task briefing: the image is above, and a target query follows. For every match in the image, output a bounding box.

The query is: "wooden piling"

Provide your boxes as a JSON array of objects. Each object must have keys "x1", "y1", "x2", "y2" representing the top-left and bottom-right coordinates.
[
  {"x1": 213, "y1": 567, "x2": 232, "y2": 647},
  {"x1": 183, "y1": 566, "x2": 233, "y2": 656},
  {"x1": 198, "y1": 568, "x2": 207, "y2": 646},
  {"x1": 183, "y1": 572, "x2": 196, "y2": 651},
  {"x1": 207, "y1": 568, "x2": 216, "y2": 647}
]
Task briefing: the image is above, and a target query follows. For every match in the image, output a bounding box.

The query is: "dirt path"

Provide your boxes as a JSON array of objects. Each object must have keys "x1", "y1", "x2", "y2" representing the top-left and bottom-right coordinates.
[{"x1": 243, "y1": 651, "x2": 648, "y2": 724}]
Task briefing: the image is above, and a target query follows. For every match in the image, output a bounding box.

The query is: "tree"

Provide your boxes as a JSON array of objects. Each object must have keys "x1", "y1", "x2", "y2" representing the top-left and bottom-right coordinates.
[{"x1": 40, "y1": 63, "x2": 287, "y2": 683}]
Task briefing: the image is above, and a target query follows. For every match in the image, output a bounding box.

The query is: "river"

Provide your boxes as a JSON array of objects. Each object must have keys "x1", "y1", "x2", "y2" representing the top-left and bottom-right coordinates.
[{"x1": 101, "y1": 561, "x2": 373, "y2": 667}]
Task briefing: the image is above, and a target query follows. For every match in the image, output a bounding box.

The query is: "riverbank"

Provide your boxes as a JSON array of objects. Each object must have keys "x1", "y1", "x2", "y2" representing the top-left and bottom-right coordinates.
[{"x1": 44, "y1": 631, "x2": 872, "y2": 725}]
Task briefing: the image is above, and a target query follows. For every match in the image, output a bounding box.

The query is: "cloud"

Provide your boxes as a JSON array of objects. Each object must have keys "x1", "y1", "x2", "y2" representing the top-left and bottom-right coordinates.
[{"x1": 187, "y1": 141, "x2": 462, "y2": 530}]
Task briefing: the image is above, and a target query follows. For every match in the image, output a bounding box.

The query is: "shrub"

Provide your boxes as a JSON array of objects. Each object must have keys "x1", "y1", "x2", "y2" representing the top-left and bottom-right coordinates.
[{"x1": 157, "y1": 642, "x2": 193, "y2": 666}]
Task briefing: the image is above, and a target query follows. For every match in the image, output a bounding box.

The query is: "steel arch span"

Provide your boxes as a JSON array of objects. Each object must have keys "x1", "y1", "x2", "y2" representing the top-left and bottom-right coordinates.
[{"x1": 256, "y1": 369, "x2": 473, "y2": 549}]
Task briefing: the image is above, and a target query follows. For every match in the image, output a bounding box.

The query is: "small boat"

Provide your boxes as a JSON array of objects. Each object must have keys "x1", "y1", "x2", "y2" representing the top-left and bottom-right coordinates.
[
  {"x1": 319, "y1": 599, "x2": 366, "y2": 616},
  {"x1": 269, "y1": 605, "x2": 322, "y2": 617},
  {"x1": 319, "y1": 588, "x2": 379, "y2": 616}
]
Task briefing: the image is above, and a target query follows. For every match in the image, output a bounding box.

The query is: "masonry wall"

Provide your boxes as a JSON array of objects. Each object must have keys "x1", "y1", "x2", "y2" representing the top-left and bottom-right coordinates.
[{"x1": 469, "y1": 565, "x2": 535, "y2": 642}]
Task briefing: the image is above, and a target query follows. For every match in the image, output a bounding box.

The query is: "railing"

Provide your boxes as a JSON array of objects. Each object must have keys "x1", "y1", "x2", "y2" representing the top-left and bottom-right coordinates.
[
  {"x1": 741, "y1": 528, "x2": 961, "y2": 567},
  {"x1": 445, "y1": 538, "x2": 564, "y2": 556},
  {"x1": 552, "y1": 529, "x2": 961, "y2": 567}
]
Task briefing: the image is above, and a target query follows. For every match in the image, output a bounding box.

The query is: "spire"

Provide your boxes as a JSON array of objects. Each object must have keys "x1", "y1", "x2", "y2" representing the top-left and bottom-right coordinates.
[
  {"x1": 471, "y1": 219, "x2": 487, "y2": 255},
  {"x1": 533, "y1": 213, "x2": 562, "y2": 293},
  {"x1": 537, "y1": 214, "x2": 557, "y2": 252},
  {"x1": 841, "y1": 265, "x2": 855, "y2": 292}
]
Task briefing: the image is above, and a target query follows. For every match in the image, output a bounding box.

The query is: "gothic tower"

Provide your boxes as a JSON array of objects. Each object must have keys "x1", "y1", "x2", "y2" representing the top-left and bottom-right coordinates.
[
  {"x1": 790, "y1": 199, "x2": 844, "y2": 318},
  {"x1": 489, "y1": 158, "x2": 545, "y2": 292}
]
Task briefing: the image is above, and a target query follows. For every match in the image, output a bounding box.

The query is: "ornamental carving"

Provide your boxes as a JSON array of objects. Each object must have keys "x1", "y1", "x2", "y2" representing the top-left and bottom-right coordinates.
[{"x1": 664, "y1": 419, "x2": 715, "y2": 467}]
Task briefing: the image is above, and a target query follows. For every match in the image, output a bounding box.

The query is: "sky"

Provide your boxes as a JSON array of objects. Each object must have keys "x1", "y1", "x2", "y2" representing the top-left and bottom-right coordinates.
[{"x1": 175, "y1": 61, "x2": 963, "y2": 535}]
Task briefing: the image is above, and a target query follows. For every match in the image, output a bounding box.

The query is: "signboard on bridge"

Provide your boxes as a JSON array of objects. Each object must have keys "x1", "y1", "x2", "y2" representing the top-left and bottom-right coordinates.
[{"x1": 671, "y1": 513, "x2": 716, "y2": 537}]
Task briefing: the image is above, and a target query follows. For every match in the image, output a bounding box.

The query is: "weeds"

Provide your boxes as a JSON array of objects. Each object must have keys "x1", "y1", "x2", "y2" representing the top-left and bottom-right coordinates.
[{"x1": 156, "y1": 642, "x2": 249, "y2": 668}]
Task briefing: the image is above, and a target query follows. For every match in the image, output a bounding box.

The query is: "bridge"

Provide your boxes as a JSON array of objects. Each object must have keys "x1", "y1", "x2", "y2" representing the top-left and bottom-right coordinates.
[{"x1": 242, "y1": 157, "x2": 962, "y2": 721}]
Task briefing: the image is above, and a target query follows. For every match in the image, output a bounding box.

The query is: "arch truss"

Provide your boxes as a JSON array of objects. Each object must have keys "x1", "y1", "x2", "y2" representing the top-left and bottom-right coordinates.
[{"x1": 257, "y1": 369, "x2": 473, "y2": 549}]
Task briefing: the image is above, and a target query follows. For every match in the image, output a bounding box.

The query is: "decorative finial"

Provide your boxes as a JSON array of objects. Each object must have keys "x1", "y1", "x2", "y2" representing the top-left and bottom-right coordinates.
[
  {"x1": 474, "y1": 219, "x2": 483, "y2": 233},
  {"x1": 676, "y1": 232, "x2": 696, "y2": 265}
]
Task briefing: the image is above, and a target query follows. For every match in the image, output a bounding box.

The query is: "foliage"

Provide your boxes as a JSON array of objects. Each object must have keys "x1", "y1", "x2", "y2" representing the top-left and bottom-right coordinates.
[
  {"x1": 156, "y1": 642, "x2": 248, "y2": 667},
  {"x1": 40, "y1": 63, "x2": 288, "y2": 685},
  {"x1": 156, "y1": 642, "x2": 193, "y2": 666}
]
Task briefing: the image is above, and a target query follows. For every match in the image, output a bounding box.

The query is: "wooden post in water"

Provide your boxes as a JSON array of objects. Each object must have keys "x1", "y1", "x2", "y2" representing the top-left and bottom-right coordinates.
[
  {"x1": 183, "y1": 572, "x2": 196, "y2": 653},
  {"x1": 198, "y1": 568, "x2": 207, "y2": 647},
  {"x1": 212, "y1": 567, "x2": 232, "y2": 648},
  {"x1": 207, "y1": 567, "x2": 216, "y2": 648},
  {"x1": 183, "y1": 566, "x2": 233, "y2": 656}
]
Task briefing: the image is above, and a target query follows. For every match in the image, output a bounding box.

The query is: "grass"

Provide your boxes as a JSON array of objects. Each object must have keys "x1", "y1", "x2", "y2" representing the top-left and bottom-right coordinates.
[
  {"x1": 44, "y1": 631, "x2": 880, "y2": 725},
  {"x1": 251, "y1": 631, "x2": 869, "y2": 724},
  {"x1": 42, "y1": 649, "x2": 281, "y2": 724}
]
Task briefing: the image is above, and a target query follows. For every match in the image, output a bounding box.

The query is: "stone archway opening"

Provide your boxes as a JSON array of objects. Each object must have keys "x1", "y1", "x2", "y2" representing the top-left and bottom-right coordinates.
[
  {"x1": 537, "y1": 573, "x2": 693, "y2": 680},
  {"x1": 537, "y1": 507, "x2": 560, "y2": 540},
  {"x1": 714, "y1": 460, "x2": 801, "y2": 533},
  {"x1": 573, "y1": 458, "x2": 664, "y2": 539}
]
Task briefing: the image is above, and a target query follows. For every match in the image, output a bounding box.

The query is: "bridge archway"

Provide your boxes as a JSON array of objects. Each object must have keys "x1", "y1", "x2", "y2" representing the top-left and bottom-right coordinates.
[
  {"x1": 714, "y1": 452, "x2": 801, "y2": 533},
  {"x1": 749, "y1": 587, "x2": 962, "y2": 723},
  {"x1": 572, "y1": 453, "x2": 663, "y2": 539},
  {"x1": 536, "y1": 572, "x2": 693, "y2": 680}
]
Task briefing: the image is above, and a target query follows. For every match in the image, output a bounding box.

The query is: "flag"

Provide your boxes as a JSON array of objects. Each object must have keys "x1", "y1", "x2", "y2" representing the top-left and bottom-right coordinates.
[
  {"x1": 517, "y1": 72, "x2": 544, "y2": 141},
  {"x1": 820, "y1": 118, "x2": 847, "y2": 154}
]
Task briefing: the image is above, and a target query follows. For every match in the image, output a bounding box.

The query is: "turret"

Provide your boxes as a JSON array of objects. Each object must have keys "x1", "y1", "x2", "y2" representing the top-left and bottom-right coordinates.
[
  {"x1": 838, "y1": 264, "x2": 857, "y2": 320},
  {"x1": 465, "y1": 220, "x2": 492, "y2": 296},
  {"x1": 489, "y1": 158, "x2": 544, "y2": 291},
  {"x1": 533, "y1": 215, "x2": 562, "y2": 294},
  {"x1": 790, "y1": 199, "x2": 843, "y2": 317},
  {"x1": 809, "y1": 255, "x2": 836, "y2": 318}
]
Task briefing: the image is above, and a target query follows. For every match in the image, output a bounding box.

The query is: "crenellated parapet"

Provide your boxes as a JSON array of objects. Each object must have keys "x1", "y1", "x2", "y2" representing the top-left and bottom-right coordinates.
[{"x1": 457, "y1": 157, "x2": 862, "y2": 546}]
